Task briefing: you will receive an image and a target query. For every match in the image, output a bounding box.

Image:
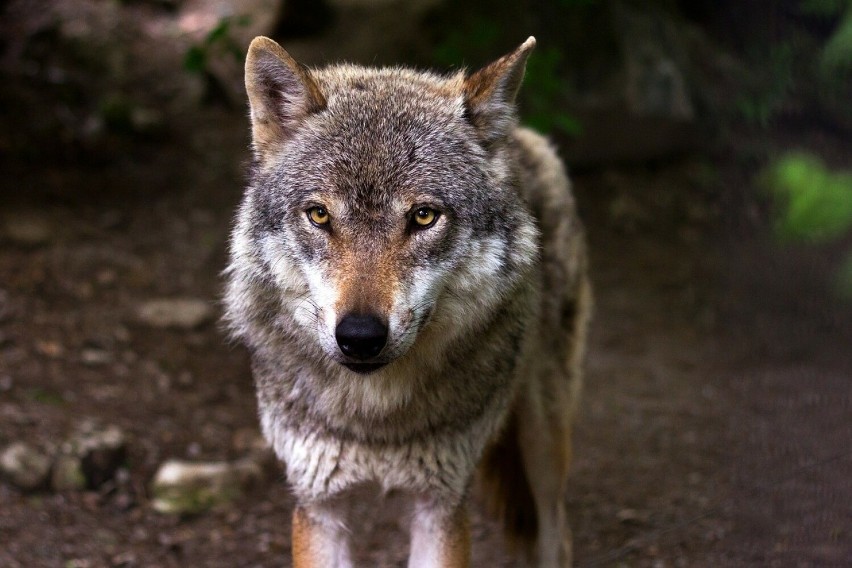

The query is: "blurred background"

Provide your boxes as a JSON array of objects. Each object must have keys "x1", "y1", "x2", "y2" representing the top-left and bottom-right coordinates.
[{"x1": 1, "y1": 0, "x2": 851, "y2": 566}]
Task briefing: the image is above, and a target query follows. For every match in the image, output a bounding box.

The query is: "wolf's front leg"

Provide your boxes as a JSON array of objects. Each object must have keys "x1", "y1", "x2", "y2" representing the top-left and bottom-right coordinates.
[
  {"x1": 292, "y1": 504, "x2": 353, "y2": 568},
  {"x1": 408, "y1": 498, "x2": 470, "y2": 568}
]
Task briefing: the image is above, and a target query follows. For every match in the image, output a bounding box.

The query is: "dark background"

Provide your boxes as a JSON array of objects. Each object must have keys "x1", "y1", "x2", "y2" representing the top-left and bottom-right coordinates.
[{"x1": 1, "y1": 0, "x2": 851, "y2": 566}]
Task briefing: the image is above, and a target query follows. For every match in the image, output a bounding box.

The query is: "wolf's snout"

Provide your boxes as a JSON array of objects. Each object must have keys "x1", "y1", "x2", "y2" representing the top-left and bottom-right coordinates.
[{"x1": 335, "y1": 314, "x2": 388, "y2": 360}]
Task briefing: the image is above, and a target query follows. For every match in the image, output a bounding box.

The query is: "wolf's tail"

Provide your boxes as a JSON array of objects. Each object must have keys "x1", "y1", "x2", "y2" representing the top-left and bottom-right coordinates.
[{"x1": 479, "y1": 410, "x2": 538, "y2": 551}]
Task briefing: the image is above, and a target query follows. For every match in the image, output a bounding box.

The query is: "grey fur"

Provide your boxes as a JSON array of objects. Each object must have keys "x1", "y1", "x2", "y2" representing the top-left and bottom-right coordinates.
[{"x1": 224, "y1": 36, "x2": 590, "y2": 567}]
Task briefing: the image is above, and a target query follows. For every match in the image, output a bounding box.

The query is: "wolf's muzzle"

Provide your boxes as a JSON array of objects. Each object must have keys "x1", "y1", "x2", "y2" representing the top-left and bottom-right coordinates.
[{"x1": 335, "y1": 314, "x2": 388, "y2": 361}]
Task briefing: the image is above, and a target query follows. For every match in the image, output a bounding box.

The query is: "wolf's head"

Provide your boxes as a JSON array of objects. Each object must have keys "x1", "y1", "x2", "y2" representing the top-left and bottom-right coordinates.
[{"x1": 227, "y1": 37, "x2": 539, "y2": 377}]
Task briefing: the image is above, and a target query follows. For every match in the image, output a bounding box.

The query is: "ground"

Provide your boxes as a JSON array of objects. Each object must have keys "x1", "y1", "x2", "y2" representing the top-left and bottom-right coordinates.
[{"x1": 2, "y1": 3, "x2": 852, "y2": 566}]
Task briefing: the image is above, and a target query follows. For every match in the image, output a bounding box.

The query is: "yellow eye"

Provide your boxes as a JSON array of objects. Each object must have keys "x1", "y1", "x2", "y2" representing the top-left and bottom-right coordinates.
[
  {"x1": 413, "y1": 207, "x2": 438, "y2": 228},
  {"x1": 308, "y1": 206, "x2": 330, "y2": 227}
]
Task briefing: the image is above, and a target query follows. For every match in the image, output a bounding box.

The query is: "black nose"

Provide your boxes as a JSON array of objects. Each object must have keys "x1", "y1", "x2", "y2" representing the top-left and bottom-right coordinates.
[{"x1": 335, "y1": 314, "x2": 388, "y2": 360}]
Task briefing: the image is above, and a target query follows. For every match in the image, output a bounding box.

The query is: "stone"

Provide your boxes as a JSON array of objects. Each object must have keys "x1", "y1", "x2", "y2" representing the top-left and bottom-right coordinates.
[
  {"x1": 65, "y1": 423, "x2": 128, "y2": 489},
  {"x1": 51, "y1": 454, "x2": 87, "y2": 491},
  {"x1": 135, "y1": 298, "x2": 214, "y2": 330},
  {"x1": 0, "y1": 442, "x2": 52, "y2": 491},
  {"x1": 34, "y1": 340, "x2": 65, "y2": 358},
  {"x1": 3, "y1": 212, "x2": 53, "y2": 247},
  {"x1": 150, "y1": 458, "x2": 265, "y2": 515},
  {"x1": 80, "y1": 348, "x2": 113, "y2": 366},
  {"x1": 129, "y1": 107, "x2": 165, "y2": 136},
  {"x1": 612, "y1": 2, "x2": 695, "y2": 121}
]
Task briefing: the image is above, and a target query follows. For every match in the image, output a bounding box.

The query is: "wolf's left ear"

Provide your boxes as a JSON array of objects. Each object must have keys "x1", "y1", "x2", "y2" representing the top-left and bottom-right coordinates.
[
  {"x1": 244, "y1": 36, "x2": 326, "y2": 159},
  {"x1": 463, "y1": 36, "x2": 536, "y2": 145}
]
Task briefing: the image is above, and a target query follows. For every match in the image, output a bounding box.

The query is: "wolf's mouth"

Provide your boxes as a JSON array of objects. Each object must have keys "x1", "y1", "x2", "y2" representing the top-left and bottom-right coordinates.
[{"x1": 342, "y1": 362, "x2": 387, "y2": 374}]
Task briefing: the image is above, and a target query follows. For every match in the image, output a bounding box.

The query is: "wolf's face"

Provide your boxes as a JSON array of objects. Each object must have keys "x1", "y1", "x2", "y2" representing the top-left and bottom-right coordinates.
[{"x1": 232, "y1": 38, "x2": 539, "y2": 375}]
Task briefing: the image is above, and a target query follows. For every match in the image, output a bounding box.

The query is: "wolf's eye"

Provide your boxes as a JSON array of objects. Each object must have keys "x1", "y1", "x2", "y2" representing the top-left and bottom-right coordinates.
[
  {"x1": 307, "y1": 206, "x2": 330, "y2": 228},
  {"x1": 412, "y1": 207, "x2": 439, "y2": 229}
]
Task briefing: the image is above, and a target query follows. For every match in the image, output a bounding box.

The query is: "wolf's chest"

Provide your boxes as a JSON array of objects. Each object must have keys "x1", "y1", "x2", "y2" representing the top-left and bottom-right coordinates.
[{"x1": 260, "y1": 408, "x2": 504, "y2": 504}]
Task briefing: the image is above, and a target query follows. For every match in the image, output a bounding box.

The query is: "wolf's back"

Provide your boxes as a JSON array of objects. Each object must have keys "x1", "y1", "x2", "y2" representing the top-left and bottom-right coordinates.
[{"x1": 479, "y1": 126, "x2": 591, "y2": 551}]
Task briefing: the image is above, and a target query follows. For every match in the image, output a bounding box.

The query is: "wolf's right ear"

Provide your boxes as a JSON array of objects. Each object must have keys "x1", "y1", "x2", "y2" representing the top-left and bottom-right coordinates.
[
  {"x1": 244, "y1": 36, "x2": 326, "y2": 159},
  {"x1": 463, "y1": 37, "x2": 536, "y2": 146}
]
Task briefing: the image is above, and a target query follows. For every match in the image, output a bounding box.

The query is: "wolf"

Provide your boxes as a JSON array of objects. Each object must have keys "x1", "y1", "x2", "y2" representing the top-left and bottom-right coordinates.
[{"x1": 223, "y1": 34, "x2": 591, "y2": 567}]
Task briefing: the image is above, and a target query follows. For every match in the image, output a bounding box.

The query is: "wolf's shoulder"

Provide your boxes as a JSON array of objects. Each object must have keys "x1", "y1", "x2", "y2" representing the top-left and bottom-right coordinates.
[{"x1": 511, "y1": 127, "x2": 576, "y2": 219}]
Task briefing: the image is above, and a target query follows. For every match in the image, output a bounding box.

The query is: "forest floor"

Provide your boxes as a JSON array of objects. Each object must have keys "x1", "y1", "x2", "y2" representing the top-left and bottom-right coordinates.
[
  {"x1": 2, "y1": 101, "x2": 851, "y2": 567},
  {"x1": 1, "y1": 2, "x2": 852, "y2": 564}
]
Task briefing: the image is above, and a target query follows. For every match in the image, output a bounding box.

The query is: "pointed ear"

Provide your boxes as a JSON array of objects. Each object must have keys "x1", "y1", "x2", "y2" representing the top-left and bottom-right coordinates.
[
  {"x1": 244, "y1": 36, "x2": 326, "y2": 159},
  {"x1": 463, "y1": 36, "x2": 536, "y2": 144}
]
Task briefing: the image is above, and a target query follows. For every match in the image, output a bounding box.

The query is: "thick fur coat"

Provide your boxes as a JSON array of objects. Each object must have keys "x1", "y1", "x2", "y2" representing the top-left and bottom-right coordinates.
[{"x1": 224, "y1": 36, "x2": 591, "y2": 567}]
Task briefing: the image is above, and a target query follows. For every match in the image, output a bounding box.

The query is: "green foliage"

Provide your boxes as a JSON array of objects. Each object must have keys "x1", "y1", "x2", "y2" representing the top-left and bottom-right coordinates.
[
  {"x1": 735, "y1": 44, "x2": 795, "y2": 127},
  {"x1": 99, "y1": 94, "x2": 134, "y2": 134},
  {"x1": 432, "y1": 16, "x2": 500, "y2": 69},
  {"x1": 432, "y1": 16, "x2": 582, "y2": 137},
  {"x1": 799, "y1": 0, "x2": 852, "y2": 77},
  {"x1": 763, "y1": 153, "x2": 852, "y2": 243},
  {"x1": 523, "y1": 46, "x2": 583, "y2": 136},
  {"x1": 820, "y1": 7, "x2": 852, "y2": 76},
  {"x1": 764, "y1": 152, "x2": 852, "y2": 298},
  {"x1": 183, "y1": 15, "x2": 251, "y2": 75},
  {"x1": 734, "y1": 2, "x2": 852, "y2": 126},
  {"x1": 799, "y1": 0, "x2": 848, "y2": 17}
]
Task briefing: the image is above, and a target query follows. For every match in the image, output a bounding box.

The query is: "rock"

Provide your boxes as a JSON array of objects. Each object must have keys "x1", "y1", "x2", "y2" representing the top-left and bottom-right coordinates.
[
  {"x1": 80, "y1": 348, "x2": 113, "y2": 366},
  {"x1": 51, "y1": 454, "x2": 87, "y2": 491},
  {"x1": 176, "y1": 371, "x2": 194, "y2": 388},
  {"x1": 150, "y1": 458, "x2": 265, "y2": 515},
  {"x1": 64, "y1": 423, "x2": 128, "y2": 489},
  {"x1": 617, "y1": 508, "x2": 651, "y2": 525},
  {"x1": 129, "y1": 107, "x2": 165, "y2": 136},
  {"x1": 568, "y1": 1, "x2": 739, "y2": 166},
  {"x1": 3, "y1": 212, "x2": 53, "y2": 247},
  {"x1": 0, "y1": 442, "x2": 52, "y2": 491},
  {"x1": 612, "y1": 2, "x2": 695, "y2": 121},
  {"x1": 135, "y1": 298, "x2": 214, "y2": 330},
  {"x1": 34, "y1": 340, "x2": 65, "y2": 358}
]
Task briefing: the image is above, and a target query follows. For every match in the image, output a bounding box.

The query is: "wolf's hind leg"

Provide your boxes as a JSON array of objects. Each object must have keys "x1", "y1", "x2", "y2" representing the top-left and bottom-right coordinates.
[
  {"x1": 517, "y1": 396, "x2": 574, "y2": 568},
  {"x1": 519, "y1": 276, "x2": 591, "y2": 567},
  {"x1": 479, "y1": 398, "x2": 572, "y2": 567}
]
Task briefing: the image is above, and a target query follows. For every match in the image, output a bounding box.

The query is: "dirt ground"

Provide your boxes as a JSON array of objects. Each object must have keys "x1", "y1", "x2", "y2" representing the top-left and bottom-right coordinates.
[{"x1": 2, "y1": 3, "x2": 852, "y2": 566}]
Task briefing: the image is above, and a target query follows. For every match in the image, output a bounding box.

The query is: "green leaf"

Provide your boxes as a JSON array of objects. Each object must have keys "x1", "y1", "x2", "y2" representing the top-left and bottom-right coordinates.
[
  {"x1": 552, "y1": 113, "x2": 583, "y2": 136},
  {"x1": 819, "y1": 7, "x2": 852, "y2": 76},
  {"x1": 525, "y1": 112, "x2": 554, "y2": 133},
  {"x1": 800, "y1": 0, "x2": 848, "y2": 16},
  {"x1": 764, "y1": 153, "x2": 852, "y2": 243},
  {"x1": 206, "y1": 19, "x2": 231, "y2": 45},
  {"x1": 228, "y1": 43, "x2": 245, "y2": 62},
  {"x1": 184, "y1": 45, "x2": 206, "y2": 73}
]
